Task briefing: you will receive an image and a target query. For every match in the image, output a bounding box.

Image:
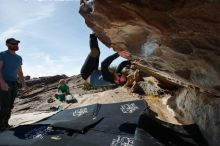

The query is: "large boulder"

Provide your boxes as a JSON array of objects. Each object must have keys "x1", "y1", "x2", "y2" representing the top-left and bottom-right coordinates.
[
  {"x1": 79, "y1": 1, "x2": 220, "y2": 145},
  {"x1": 80, "y1": 0, "x2": 220, "y2": 93}
]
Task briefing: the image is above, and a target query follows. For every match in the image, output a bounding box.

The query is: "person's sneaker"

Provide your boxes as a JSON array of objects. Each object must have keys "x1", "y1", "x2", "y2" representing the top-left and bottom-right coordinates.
[
  {"x1": 79, "y1": 0, "x2": 94, "y2": 14},
  {"x1": 50, "y1": 106, "x2": 58, "y2": 111},
  {"x1": 47, "y1": 98, "x2": 55, "y2": 103},
  {"x1": 86, "y1": 0, "x2": 94, "y2": 12}
]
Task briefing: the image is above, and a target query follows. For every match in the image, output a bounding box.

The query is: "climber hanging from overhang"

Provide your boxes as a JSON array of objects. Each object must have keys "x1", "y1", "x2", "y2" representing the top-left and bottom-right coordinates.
[{"x1": 80, "y1": 33, "x2": 131, "y2": 87}]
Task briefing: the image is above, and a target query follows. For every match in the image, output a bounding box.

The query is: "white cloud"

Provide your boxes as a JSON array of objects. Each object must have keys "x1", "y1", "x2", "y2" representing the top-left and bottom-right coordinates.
[
  {"x1": 1, "y1": 28, "x2": 23, "y2": 39},
  {"x1": 36, "y1": 0, "x2": 79, "y2": 1},
  {"x1": 0, "y1": 1, "x2": 55, "y2": 42},
  {"x1": 22, "y1": 51, "x2": 84, "y2": 77}
]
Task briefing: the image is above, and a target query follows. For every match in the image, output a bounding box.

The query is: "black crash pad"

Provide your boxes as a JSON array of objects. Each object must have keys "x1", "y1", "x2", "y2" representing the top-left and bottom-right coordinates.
[
  {"x1": 134, "y1": 112, "x2": 209, "y2": 146},
  {"x1": 74, "y1": 129, "x2": 135, "y2": 146},
  {"x1": 0, "y1": 124, "x2": 68, "y2": 146},
  {"x1": 30, "y1": 134, "x2": 98, "y2": 146},
  {"x1": 0, "y1": 100, "x2": 148, "y2": 146},
  {"x1": 51, "y1": 116, "x2": 103, "y2": 133},
  {"x1": 38, "y1": 104, "x2": 100, "y2": 125}
]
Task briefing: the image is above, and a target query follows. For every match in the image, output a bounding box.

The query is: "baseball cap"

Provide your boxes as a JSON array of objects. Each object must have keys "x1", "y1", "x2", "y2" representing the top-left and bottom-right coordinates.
[{"x1": 6, "y1": 38, "x2": 20, "y2": 44}]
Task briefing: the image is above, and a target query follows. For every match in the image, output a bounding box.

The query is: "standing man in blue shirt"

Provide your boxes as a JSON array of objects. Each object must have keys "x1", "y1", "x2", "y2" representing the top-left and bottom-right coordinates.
[{"x1": 0, "y1": 38, "x2": 26, "y2": 131}]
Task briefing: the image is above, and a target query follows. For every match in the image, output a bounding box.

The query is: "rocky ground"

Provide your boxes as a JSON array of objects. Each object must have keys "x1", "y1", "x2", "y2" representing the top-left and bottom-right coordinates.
[
  {"x1": 12, "y1": 71, "x2": 183, "y2": 126},
  {"x1": 13, "y1": 75, "x2": 104, "y2": 114}
]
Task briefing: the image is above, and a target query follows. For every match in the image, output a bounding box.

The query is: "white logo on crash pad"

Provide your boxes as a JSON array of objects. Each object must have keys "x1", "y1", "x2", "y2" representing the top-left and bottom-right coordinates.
[
  {"x1": 72, "y1": 108, "x2": 88, "y2": 117},
  {"x1": 24, "y1": 126, "x2": 54, "y2": 140},
  {"x1": 111, "y1": 136, "x2": 134, "y2": 146},
  {"x1": 120, "y1": 103, "x2": 139, "y2": 114}
]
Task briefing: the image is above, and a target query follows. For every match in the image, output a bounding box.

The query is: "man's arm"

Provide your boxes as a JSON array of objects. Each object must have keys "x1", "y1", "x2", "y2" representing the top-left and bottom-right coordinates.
[
  {"x1": 18, "y1": 65, "x2": 26, "y2": 89},
  {"x1": 116, "y1": 60, "x2": 131, "y2": 73},
  {"x1": 0, "y1": 61, "x2": 9, "y2": 91},
  {"x1": 101, "y1": 53, "x2": 119, "y2": 83},
  {"x1": 0, "y1": 61, "x2": 4, "y2": 82},
  {"x1": 66, "y1": 85, "x2": 70, "y2": 94}
]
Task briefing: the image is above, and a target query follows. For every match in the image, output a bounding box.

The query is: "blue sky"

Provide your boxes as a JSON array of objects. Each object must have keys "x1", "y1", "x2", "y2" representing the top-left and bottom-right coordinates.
[{"x1": 0, "y1": 0, "x2": 124, "y2": 77}]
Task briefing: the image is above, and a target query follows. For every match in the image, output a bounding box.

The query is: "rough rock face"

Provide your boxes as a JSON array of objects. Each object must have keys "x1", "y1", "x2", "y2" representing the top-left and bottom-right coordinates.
[
  {"x1": 79, "y1": 0, "x2": 220, "y2": 145},
  {"x1": 80, "y1": 0, "x2": 220, "y2": 92}
]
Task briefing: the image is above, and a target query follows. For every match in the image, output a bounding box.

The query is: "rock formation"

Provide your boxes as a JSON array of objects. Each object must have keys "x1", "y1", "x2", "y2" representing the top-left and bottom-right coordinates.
[
  {"x1": 25, "y1": 74, "x2": 68, "y2": 86},
  {"x1": 79, "y1": 0, "x2": 220, "y2": 145}
]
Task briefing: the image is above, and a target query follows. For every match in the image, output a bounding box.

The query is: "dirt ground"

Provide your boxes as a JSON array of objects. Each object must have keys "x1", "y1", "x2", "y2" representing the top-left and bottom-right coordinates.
[{"x1": 12, "y1": 75, "x2": 182, "y2": 126}]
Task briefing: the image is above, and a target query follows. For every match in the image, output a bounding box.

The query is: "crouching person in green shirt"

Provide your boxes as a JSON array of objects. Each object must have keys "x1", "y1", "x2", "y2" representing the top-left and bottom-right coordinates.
[{"x1": 55, "y1": 79, "x2": 69, "y2": 102}]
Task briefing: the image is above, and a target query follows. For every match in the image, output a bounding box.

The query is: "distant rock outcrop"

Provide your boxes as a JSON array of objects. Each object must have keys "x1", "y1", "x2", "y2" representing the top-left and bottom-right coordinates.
[
  {"x1": 79, "y1": 1, "x2": 220, "y2": 145},
  {"x1": 25, "y1": 74, "x2": 68, "y2": 86}
]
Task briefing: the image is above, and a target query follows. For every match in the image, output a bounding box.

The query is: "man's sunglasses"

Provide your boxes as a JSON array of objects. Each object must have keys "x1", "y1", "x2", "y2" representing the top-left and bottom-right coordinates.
[
  {"x1": 118, "y1": 73, "x2": 122, "y2": 78},
  {"x1": 9, "y1": 43, "x2": 18, "y2": 45}
]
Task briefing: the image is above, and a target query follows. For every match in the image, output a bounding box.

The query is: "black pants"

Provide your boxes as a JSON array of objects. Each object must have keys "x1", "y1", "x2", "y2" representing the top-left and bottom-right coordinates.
[
  {"x1": 0, "y1": 81, "x2": 18, "y2": 129},
  {"x1": 80, "y1": 34, "x2": 131, "y2": 80},
  {"x1": 80, "y1": 34, "x2": 100, "y2": 80}
]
